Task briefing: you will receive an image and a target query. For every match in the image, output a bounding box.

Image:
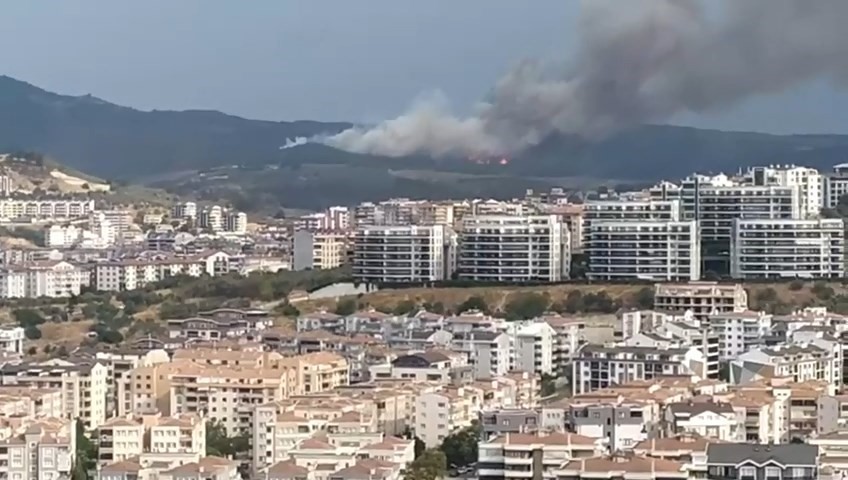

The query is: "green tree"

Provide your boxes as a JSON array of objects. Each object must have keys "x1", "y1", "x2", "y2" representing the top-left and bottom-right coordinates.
[
  {"x1": 422, "y1": 301, "x2": 445, "y2": 314},
  {"x1": 404, "y1": 449, "x2": 447, "y2": 480},
  {"x1": 633, "y1": 287, "x2": 655, "y2": 309},
  {"x1": 393, "y1": 300, "x2": 418, "y2": 316},
  {"x1": 439, "y1": 423, "x2": 481, "y2": 468},
  {"x1": 73, "y1": 420, "x2": 97, "y2": 480},
  {"x1": 205, "y1": 421, "x2": 251, "y2": 457},
  {"x1": 504, "y1": 293, "x2": 549, "y2": 321},
  {"x1": 334, "y1": 298, "x2": 358, "y2": 316},
  {"x1": 457, "y1": 295, "x2": 488, "y2": 313}
]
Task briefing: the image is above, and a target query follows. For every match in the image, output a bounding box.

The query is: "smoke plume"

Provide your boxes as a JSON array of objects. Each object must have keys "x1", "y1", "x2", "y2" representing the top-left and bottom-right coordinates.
[{"x1": 317, "y1": 0, "x2": 848, "y2": 158}]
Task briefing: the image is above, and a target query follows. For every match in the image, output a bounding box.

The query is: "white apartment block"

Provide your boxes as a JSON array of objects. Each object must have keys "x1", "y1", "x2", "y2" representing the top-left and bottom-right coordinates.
[
  {"x1": 746, "y1": 165, "x2": 823, "y2": 218},
  {"x1": 572, "y1": 344, "x2": 706, "y2": 395},
  {"x1": 654, "y1": 282, "x2": 748, "y2": 322},
  {"x1": 172, "y1": 201, "x2": 197, "y2": 220},
  {"x1": 200, "y1": 205, "x2": 224, "y2": 232},
  {"x1": 94, "y1": 252, "x2": 237, "y2": 292},
  {"x1": 730, "y1": 218, "x2": 845, "y2": 279},
  {"x1": 292, "y1": 230, "x2": 348, "y2": 271},
  {"x1": 351, "y1": 224, "x2": 454, "y2": 284},
  {"x1": 509, "y1": 322, "x2": 556, "y2": 376},
  {"x1": 0, "y1": 261, "x2": 87, "y2": 299},
  {"x1": 585, "y1": 221, "x2": 700, "y2": 281},
  {"x1": 582, "y1": 199, "x2": 681, "y2": 245},
  {"x1": 0, "y1": 326, "x2": 24, "y2": 355},
  {"x1": 414, "y1": 388, "x2": 480, "y2": 448},
  {"x1": 450, "y1": 331, "x2": 511, "y2": 379},
  {"x1": 731, "y1": 344, "x2": 840, "y2": 387},
  {"x1": 0, "y1": 359, "x2": 110, "y2": 429},
  {"x1": 224, "y1": 211, "x2": 247, "y2": 235},
  {"x1": 653, "y1": 175, "x2": 802, "y2": 242},
  {"x1": 457, "y1": 214, "x2": 570, "y2": 283},
  {"x1": 707, "y1": 311, "x2": 772, "y2": 361},
  {"x1": 0, "y1": 198, "x2": 95, "y2": 219},
  {"x1": 825, "y1": 164, "x2": 848, "y2": 209}
]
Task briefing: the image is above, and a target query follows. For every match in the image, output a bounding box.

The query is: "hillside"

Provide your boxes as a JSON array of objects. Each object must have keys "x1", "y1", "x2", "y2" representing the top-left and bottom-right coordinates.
[
  {"x1": 0, "y1": 152, "x2": 110, "y2": 194},
  {"x1": 3, "y1": 75, "x2": 848, "y2": 208}
]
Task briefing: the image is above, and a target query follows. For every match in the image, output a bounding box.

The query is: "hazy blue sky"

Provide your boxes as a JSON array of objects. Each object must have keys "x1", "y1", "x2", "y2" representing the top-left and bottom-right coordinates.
[{"x1": 2, "y1": 0, "x2": 847, "y2": 134}]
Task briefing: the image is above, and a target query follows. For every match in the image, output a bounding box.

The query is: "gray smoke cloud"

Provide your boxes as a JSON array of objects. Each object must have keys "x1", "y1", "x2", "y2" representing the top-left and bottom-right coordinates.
[{"x1": 318, "y1": 0, "x2": 848, "y2": 158}]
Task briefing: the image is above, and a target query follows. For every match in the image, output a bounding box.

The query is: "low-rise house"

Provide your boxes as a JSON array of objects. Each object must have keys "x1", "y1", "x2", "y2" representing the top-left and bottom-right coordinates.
[{"x1": 705, "y1": 443, "x2": 819, "y2": 480}]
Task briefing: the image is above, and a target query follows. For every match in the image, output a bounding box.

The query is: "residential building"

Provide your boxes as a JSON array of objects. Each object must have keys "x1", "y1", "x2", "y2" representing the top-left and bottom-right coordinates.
[
  {"x1": 555, "y1": 455, "x2": 688, "y2": 480},
  {"x1": 167, "y1": 308, "x2": 272, "y2": 340},
  {"x1": 664, "y1": 402, "x2": 739, "y2": 441},
  {"x1": 541, "y1": 314, "x2": 586, "y2": 377},
  {"x1": 93, "y1": 252, "x2": 239, "y2": 291},
  {"x1": 652, "y1": 175, "x2": 802, "y2": 271},
  {"x1": 510, "y1": 322, "x2": 556, "y2": 375},
  {"x1": 654, "y1": 282, "x2": 748, "y2": 322},
  {"x1": 172, "y1": 202, "x2": 198, "y2": 220},
  {"x1": 571, "y1": 344, "x2": 706, "y2": 395},
  {"x1": 705, "y1": 443, "x2": 818, "y2": 480},
  {"x1": 0, "y1": 418, "x2": 75, "y2": 480},
  {"x1": 730, "y1": 218, "x2": 845, "y2": 279},
  {"x1": 414, "y1": 387, "x2": 481, "y2": 448},
  {"x1": 479, "y1": 408, "x2": 567, "y2": 437},
  {"x1": 730, "y1": 344, "x2": 840, "y2": 388},
  {"x1": 0, "y1": 326, "x2": 24, "y2": 354},
  {"x1": 825, "y1": 163, "x2": 848, "y2": 209},
  {"x1": 159, "y1": 456, "x2": 239, "y2": 480},
  {"x1": 369, "y1": 351, "x2": 472, "y2": 385},
  {"x1": 585, "y1": 221, "x2": 701, "y2": 281},
  {"x1": 477, "y1": 432, "x2": 599, "y2": 480},
  {"x1": 224, "y1": 211, "x2": 248, "y2": 235},
  {"x1": 97, "y1": 414, "x2": 205, "y2": 465},
  {"x1": 566, "y1": 402, "x2": 652, "y2": 451},
  {"x1": 457, "y1": 214, "x2": 570, "y2": 283},
  {"x1": 292, "y1": 230, "x2": 349, "y2": 271},
  {"x1": 707, "y1": 311, "x2": 773, "y2": 361},
  {"x1": 745, "y1": 165, "x2": 823, "y2": 219},
  {"x1": 450, "y1": 330, "x2": 510, "y2": 379},
  {"x1": 582, "y1": 199, "x2": 682, "y2": 245},
  {"x1": 0, "y1": 261, "x2": 87, "y2": 299},
  {"x1": 351, "y1": 224, "x2": 454, "y2": 284},
  {"x1": 0, "y1": 198, "x2": 95, "y2": 219},
  {"x1": 0, "y1": 359, "x2": 110, "y2": 429}
]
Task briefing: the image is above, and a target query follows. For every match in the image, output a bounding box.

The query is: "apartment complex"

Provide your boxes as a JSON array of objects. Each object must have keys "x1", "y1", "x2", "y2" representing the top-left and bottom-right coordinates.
[
  {"x1": 0, "y1": 198, "x2": 95, "y2": 219},
  {"x1": 730, "y1": 218, "x2": 845, "y2": 279},
  {"x1": 292, "y1": 230, "x2": 349, "y2": 271},
  {"x1": 585, "y1": 221, "x2": 701, "y2": 281},
  {"x1": 0, "y1": 359, "x2": 110, "y2": 429},
  {"x1": 0, "y1": 261, "x2": 87, "y2": 298},
  {"x1": 93, "y1": 251, "x2": 239, "y2": 291},
  {"x1": 653, "y1": 282, "x2": 748, "y2": 322},
  {"x1": 97, "y1": 413, "x2": 205, "y2": 465},
  {"x1": 351, "y1": 224, "x2": 454, "y2": 283},
  {"x1": 457, "y1": 214, "x2": 570, "y2": 283}
]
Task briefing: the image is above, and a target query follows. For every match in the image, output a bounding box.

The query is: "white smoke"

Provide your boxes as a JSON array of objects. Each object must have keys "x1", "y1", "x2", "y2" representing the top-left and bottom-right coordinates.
[
  {"x1": 280, "y1": 137, "x2": 308, "y2": 150},
  {"x1": 317, "y1": 0, "x2": 848, "y2": 158}
]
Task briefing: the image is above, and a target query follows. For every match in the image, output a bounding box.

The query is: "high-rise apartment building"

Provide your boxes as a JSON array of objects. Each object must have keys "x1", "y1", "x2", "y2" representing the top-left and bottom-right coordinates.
[
  {"x1": 352, "y1": 224, "x2": 454, "y2": 284},
  {"x1": 457, "y1": 214, "x2": 570, "y2": 283},
  {"x1": 730, "y1": 218, "x2": 845, "y2": 279},
  {"x1": 585, "y1": 221, "x2": 700, "y2": 281}
]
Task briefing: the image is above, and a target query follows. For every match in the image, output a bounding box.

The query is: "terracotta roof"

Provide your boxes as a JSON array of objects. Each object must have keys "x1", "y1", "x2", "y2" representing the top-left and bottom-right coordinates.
[
  {"x1": 562, "y1": 455, "x2": 685, "y2": 474},
  {"x1": 268, "y1": 460, "x2": 309, "y2": 478}
]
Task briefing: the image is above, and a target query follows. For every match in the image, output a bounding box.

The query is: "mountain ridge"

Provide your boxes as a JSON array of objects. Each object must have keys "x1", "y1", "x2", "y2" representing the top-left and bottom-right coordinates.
[{"x1": 2, "y1": 75, "x2": 848, "y2": 209}]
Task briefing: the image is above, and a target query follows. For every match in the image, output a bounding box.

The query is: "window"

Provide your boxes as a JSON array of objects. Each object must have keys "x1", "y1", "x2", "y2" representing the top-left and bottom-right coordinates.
[
  {"x1": 740, "y1": 466, "x2": 756, "y2": 480},
  {"x1": 765, "y1": 467, "x2": 781, "y2": 480}
]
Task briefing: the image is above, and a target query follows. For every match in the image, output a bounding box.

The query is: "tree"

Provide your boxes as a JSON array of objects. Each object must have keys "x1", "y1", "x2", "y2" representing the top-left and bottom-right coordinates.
[
  {"x1": 540, "y1": 373, "x2": 558, "y2": 397},
  {"x1": 504, "y1": 293, "x2": 549, "y2": 321},
  {"x1": 457, "y1": 295, "x2": 488, "y2": 313},
  {"x1": 414, "y1": 437, "x2": 426, "y2": 458},
  {"x1": 633, "y1": 287, "x2": 654, "y2": 309},
  {"x1": 393, "y1": 300, "x2": 418, "y2": 316},
  {"x1": 24, "y1": 326, "x2": 42, "y2": 340},
  {"x1": 205, "y1": 420, "x2": 251, "y2": 457},
  {"x1": 334, "y1": 298, "x2": 357, "y2": 316},
  {"x1": 422, "y1": 301, "x2": 445, "y2": 314},
  {"x1": 404, "y1": 449, "x2": 447, "y2": 480},
  {"x1": 439, "y1": 423, "x2": 481, "y2": 468},
  {"x1": 812, "y1": 282, "x2": 834, "y2": 300},
  {"x1": 73, "y1": 419, "x2": 97, "y2": 480}
]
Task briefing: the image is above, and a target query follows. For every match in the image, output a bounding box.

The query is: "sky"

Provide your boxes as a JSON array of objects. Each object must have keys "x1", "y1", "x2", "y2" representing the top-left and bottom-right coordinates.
[{"x1": 2, "y1": 0, "x2": 847, "y2": 135}]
